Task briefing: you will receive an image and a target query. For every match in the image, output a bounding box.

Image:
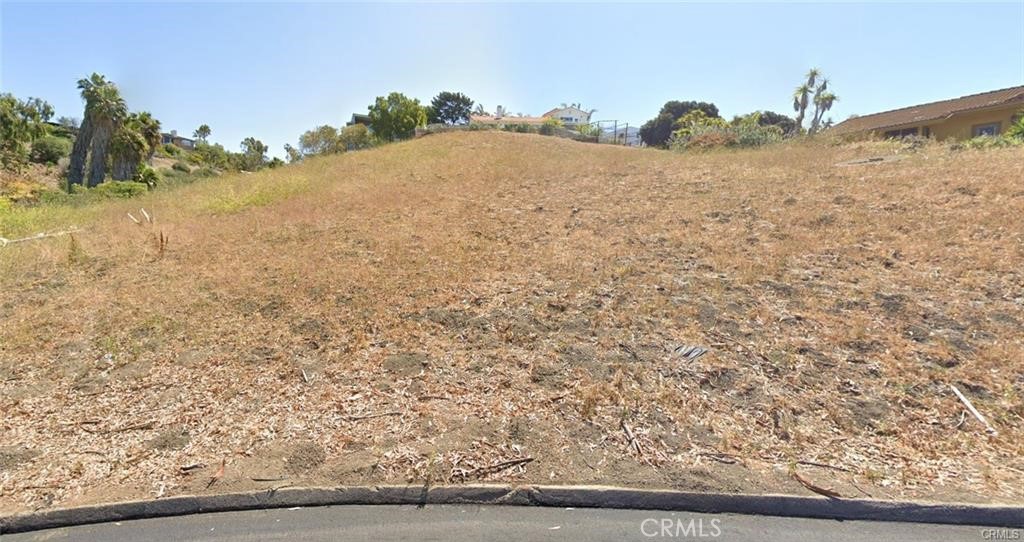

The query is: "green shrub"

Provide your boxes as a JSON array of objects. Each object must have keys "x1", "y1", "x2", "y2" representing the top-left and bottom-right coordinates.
[
  {"x1": 193, "y1": 167, "x2": 219, "y2": 178},
  {"x1": 502, "y1": 123, "x2": 534, "y2": 133},
  {"x1": 29, "y1": 136, "x2": 71, "y2": 165},
  {"x1": 682, "y1": 127, "x2": 739, "y2": 149},
  {"x1": 467, "y1": 123, "x2": 493, "y2": 131},
  {"x1": 1006, "y1": 111, "x2": 1024, "y2": 140},
  {"x1": 539, "y1": 118, "x2": 562, "y2": 136},
  {"x1": 158, "y1": 143, "x2": 182, "y2": 157},
  {"x1": 92, "y1": 181, "x2": 148, "y2": 199},
  {"x1": 172, "y1": 161, "x2": 191, "y2": 173},
  {"x1": 137, "y1": 166, "x2": 160, "y2": 188},
  {"x1": 671, "y1": 111, "x2": 783, "y2": 151}
]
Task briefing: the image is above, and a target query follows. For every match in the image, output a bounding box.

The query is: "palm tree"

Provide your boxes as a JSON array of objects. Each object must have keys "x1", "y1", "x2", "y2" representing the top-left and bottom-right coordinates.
[
  {"x1": 111, "y1": 112, "x2": 161, "y2": 181},
  {"x1": 791, "y1": 68, "x2": 837, "y2": 136},
  {"x1": 809, "y1": 91, "x2": 838, "y2": 135},
  {"x1": 67, "y1": 74, "x2": 127, "y2": 189},
  {"x1": 136, "y1": 112, "x2": 162, "y2": 161}
]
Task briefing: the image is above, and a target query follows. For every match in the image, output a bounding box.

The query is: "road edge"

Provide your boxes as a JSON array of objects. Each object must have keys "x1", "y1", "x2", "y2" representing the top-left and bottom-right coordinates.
[{"x1": 2, "y1": 484, "x2": 1021, "y2": 534}]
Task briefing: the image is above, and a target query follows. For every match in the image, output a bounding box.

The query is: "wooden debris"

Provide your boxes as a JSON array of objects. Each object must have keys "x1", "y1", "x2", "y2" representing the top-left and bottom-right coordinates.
[
  {"x1": 179, "y1": 463, "x2": 205, "y2": 474},
  {"x1": 673, "y1": 344, "x2": 709, "y2": 361},
  {"x1": 206, "y1": 459, "x2": 226, "y2": 489},
  {"x1": 797, "y1": 460, "x2": 852, "y2": 473},
  {"x1": 621, "y1": 419, "x2": 643, "y2": 456},
  {"x1": 950, "y1": 384, "x2": 998, "y2": 436},
  {"x1": 792, "y1": 472, "x2": 843, "y2": 499},
  {"x1": 344, "y1": 411, "x2": 402, "y2": 421},
  {"x1": 464, "y1": 457, "x2": 534, "y2": 478},
  {"x1": 106, "y1": 421, "x2": 155, "y2": 433},
  {"x1": 0, "y1": 228, "x2": 81, "y2": 248}
]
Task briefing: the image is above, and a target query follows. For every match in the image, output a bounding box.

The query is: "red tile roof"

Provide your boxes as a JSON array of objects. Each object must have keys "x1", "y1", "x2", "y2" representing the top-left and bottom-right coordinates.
[
  {"x1": 470, "y1": 115, "x2": 547, "y2": 125},
  {"x1": 830, "y1": 86, "x2": 1024, "y2": 135}
]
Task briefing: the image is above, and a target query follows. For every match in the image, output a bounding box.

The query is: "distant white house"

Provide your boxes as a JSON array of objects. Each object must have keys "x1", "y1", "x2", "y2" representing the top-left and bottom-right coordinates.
[{"x1": 542, "y1": 105, "x2": 593, "y2": 127}]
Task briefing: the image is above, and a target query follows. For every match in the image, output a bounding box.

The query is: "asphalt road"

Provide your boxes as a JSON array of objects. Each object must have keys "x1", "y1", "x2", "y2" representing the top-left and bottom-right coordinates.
[{"x1": 3, "y1": 505, "x2": 1001, "y2": 541}]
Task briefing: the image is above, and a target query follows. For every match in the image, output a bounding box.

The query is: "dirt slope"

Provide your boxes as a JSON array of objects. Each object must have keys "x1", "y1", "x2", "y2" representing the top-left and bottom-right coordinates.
[{"x1": 1, "y1": 132, "x2": 1022, "y2": 513}]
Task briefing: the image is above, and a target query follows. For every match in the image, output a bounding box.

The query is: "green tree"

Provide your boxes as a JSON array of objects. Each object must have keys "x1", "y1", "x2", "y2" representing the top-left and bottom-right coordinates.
[
  {"x1": 427, "y1": 91, "x2": 474, "y2": 125},
  {"x1": 297, "y1": 125, "x2": 341, "y2": 156},
  {"x1": 284, "y1": 144, "x2": 303, "y2": 163},
  {"x1": 639, "y1": 101, "x2": 719, "y2": 148},
  {"x1": 338, "y1": 124, "x2": 374, "y2": 150},
  {"x1": 68, "y1": 73, "x2": 128, "y2": 188},
  {"x1": 193, "y1": 141, "x2": 232, "y2": 169},
  {"x1": 0, "y1": 93, "x2": 53, "y2": 170},
  {"x1": 368, "y1": 92, "x2": 427, "y2": 141},
  {"x1": 238, "y1": 137, "x2": 268, "y2": 171},
  {"x1": 193, "y1": 124, "x2": 211, "y2": 142},
  {"x1": 749, "y1": 110, "x2": 797, "y2": 135}
]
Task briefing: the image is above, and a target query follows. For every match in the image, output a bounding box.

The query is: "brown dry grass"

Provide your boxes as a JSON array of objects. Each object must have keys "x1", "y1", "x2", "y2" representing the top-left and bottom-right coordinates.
[{"x1": 1, "y1": 131, "x2": 1022, "y2": 513}]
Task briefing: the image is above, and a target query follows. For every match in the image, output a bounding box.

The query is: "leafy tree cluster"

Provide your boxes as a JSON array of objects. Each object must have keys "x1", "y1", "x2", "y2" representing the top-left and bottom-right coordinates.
[
  {"x1": 1, "y1": 93, "x2": 55, "y2": 170},
  {"x1": 639, "y1": 101, "x2": 720, "y2": 147},
  {"x1": 368, "y1": 92, "x2": 428, "y2": 142},
  {"x1": 285, "y1": 123, "x2": 375, "y2": 162}
]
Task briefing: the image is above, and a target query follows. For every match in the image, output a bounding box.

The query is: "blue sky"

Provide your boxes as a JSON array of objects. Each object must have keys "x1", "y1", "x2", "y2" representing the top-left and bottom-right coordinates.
[{"x1": 2, "y1": 2, "x2": 1022, "y2": 156}]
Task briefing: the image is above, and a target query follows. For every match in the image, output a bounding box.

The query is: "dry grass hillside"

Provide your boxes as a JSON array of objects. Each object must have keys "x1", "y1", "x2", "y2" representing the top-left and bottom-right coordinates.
[{"x1": 1, "y1": 132, "x2": 1022, "y2": 514}]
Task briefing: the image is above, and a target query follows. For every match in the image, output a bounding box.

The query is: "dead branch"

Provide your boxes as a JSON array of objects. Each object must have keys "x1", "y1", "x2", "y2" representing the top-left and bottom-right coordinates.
[
  {"x1": 621, "y1": 419, "x2": 643, "y2": 456},
  {"x1": 344, "y1": 410, "x2": 402, "y2": 421},
  {"x1": 792, "y1": 472, "x2": 843, "y2": 499},
  {"x1": 207, "y1": 459, "x2": 226, "y2": 489},
  {"x1": 0, "y1": 228, "x2": 81, "y2": 248},
  {"x1": 464, "y1": 457, "x2": 534, "y2": 478},
  {"x1": 105, "y1": 421, "x2": 155, "y2": 433},
  {"x1": 797, "y1": 460, "x2": 853, "y2": 473},
  {"x1": 950, "y1": 384, "x2": 998, "y2": 436}
]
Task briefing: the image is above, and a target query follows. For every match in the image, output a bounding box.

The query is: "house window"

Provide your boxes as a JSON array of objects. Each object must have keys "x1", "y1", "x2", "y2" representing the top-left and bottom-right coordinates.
[
  {"x1": 883, "y1": 127, "x2": 919, "y2": 139},
  {"x1": 922, "y1": 126, "x2": 930, "y2": 137},
  {"x1": 972, "y1": 122, "x2": 1000, "y2": 137}
]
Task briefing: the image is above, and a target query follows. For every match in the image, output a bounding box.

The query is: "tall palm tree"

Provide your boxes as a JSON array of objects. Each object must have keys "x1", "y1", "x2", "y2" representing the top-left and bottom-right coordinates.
[
  {"x1": 809, "y1": 91, "x2": 838, "y2": 135},
  {"x1": 792, "y1": 84, "x2": 812, "y2": 135},
  {"x1": 135, "y1": 111, "x2": 162, "y2": 161},
  {"x1": 67, "y1": 74, "x2": 127, "y2": 189},
  {"x1": 85, "y1": 82, "x2": 127, "y2": 187}
]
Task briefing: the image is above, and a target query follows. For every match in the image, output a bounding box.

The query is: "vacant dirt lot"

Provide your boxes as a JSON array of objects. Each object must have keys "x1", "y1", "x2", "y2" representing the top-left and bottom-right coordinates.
[{"x1": 1, "y1": 132, "x2": 1022, "y2": 513}]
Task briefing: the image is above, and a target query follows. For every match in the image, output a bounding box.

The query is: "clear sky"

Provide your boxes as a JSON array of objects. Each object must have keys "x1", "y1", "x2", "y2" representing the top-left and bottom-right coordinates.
[{"x1": 2, "y1": 2, "x2": 1022, "y2": 157}]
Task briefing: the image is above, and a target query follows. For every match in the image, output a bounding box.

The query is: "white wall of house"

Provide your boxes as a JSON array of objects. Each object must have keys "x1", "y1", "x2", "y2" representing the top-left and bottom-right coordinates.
[{"x1": 545, "y1": 107, "x2": 591, "y2": 126}]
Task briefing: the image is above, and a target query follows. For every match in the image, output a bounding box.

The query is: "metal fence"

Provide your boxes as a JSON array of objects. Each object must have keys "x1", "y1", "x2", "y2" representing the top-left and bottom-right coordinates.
[{"x1": 587, "y1": 120, "x2": 641, "y2": 146}]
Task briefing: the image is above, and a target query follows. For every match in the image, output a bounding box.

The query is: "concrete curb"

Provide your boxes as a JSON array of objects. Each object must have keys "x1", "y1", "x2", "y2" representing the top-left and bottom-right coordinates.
[{"x1": 2, "y1": 484, "x2": 1022, "y2": 534}]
